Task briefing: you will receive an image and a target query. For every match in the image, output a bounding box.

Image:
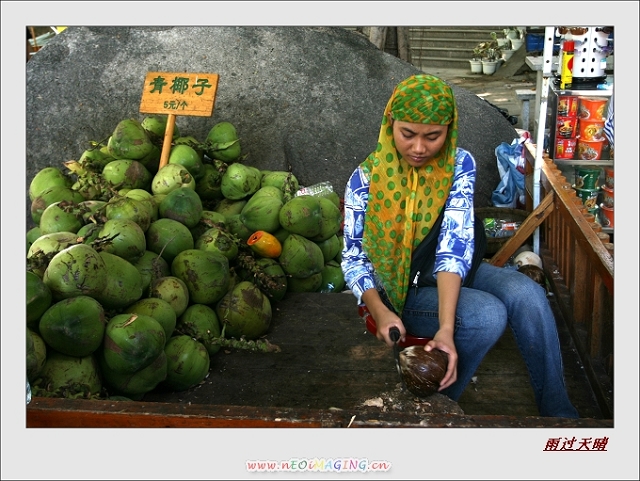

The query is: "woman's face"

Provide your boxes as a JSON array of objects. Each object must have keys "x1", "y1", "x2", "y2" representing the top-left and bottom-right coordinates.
[{"x1": 391, "y1": 118, "x2": 449, "y2": 168}]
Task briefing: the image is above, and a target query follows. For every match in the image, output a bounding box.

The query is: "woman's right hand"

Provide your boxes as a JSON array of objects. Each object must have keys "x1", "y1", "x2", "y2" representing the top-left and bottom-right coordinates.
[
  {"x1": 374, "y1": 309, "x2": 407, "y2": 347},
  {"x1": 361, "y1": 289, "x2": 406, "y2": 346}
]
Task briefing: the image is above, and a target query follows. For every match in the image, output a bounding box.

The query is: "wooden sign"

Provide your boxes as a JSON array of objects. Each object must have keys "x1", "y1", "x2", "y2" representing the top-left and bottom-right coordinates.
[
  {"x1": 139, "y1": 71, "x2": 219, "y2": 168},
  {"x1": 140, "y1": 71, "x2": 219, "y2": 117}
]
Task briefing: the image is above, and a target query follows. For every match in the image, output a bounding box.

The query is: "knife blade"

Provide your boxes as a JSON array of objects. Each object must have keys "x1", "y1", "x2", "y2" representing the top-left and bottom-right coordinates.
[{"x1": 389, "y1": 327, "x2": 405, "y2": 390}]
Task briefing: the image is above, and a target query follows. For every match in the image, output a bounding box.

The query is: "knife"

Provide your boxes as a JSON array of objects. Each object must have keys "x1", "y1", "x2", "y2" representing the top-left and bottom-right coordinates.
[{"x1": 389, "y1": 327, "x2": 406, "y2": 390}]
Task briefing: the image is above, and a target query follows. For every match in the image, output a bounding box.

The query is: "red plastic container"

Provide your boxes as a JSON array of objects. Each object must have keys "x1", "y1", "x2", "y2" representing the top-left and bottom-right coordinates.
[
  {"x1": 578, "y1": 96, "x2": 608, "y2": 121},
  {"x1": 557, "y1": 95, "x2": 579, "y2": 117},
  {"x1": 600, "y1": 204, "x2": 614, "y2": 228},
  {"x1": 578, "y1": 119, "x2": 605, "y2": 141},
  {"x1": 576, "y1": 138, "x2": 605, "y2": 160},
  {"x1": 601, "y1": 185, "x2": 614, "y2": 208},
  {"x1": 557, "y1": 116, "x2": 578, "y2": 138},
  {"x1": 555, "y1": 137, "x2": 577, "y2": 159},
  {"x1": 604, "y1": 166, "x2": 614, "y2": 189}
]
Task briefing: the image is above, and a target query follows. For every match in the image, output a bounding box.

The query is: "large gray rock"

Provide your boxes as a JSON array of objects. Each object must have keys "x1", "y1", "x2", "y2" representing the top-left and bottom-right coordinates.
[{"x1": 26, "y1": 26, "x2": 517, "y2": 227}]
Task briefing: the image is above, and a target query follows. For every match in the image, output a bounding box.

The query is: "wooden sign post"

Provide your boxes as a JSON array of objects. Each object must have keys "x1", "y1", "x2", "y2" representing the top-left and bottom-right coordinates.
[{"x1": 140, "y1": 71, "x2": 219, "y2": 169}]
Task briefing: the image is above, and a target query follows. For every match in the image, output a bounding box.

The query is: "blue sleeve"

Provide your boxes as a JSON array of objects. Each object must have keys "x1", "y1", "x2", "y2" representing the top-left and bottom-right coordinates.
[
  {"x1": 431, "y1": 148, "x2": 477, "y2": 283},
  {"x1": 341, "y1": 166, "x2": 377, "y2": 305},
  {"x1": 604, "y1": 96, "x2": 614, "y2": 148}
]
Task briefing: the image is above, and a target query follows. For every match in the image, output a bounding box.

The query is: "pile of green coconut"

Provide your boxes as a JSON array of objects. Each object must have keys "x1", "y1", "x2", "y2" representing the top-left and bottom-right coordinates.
[{"x1": 26, "y1": 115, "x2": 345, "y2": 401}]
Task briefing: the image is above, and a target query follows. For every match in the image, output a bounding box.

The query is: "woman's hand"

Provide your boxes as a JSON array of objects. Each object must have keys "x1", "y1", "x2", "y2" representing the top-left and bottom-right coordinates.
[
  {"x1": 361, "y1": 289, "x2": 406, "y2": 347},
  {"x1": 374, "y1": 309, "x2": 406, "y2": 347},
  {"x1": 425, "y1": 328, "x2": 458, "y2": 391}
]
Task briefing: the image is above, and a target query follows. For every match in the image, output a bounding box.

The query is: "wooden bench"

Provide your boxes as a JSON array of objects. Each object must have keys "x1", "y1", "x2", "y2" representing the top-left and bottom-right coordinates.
[{"x1": 515, "y1": 88, "x2": 537, "y2": 132}]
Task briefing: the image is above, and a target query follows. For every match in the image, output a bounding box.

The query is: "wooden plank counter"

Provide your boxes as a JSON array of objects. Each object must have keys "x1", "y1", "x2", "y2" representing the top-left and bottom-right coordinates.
[{"x1": 28, "y1": 292, "x2": 611, "y2": 428}]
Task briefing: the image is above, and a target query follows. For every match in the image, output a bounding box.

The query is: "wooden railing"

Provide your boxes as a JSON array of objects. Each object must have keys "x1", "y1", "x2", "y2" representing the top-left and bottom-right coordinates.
[{"x1": 518, "y1": 143, "x2": 614, "y2": 418}]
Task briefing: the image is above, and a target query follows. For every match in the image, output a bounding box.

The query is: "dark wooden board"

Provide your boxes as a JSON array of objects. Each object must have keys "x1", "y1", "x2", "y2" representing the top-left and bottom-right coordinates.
[
  {"x1": 27, "y1": 289, "x2": 607, "y2": 427},
  {"x1": 144, "y1": 292, "x2": 403, "y2": 410}
]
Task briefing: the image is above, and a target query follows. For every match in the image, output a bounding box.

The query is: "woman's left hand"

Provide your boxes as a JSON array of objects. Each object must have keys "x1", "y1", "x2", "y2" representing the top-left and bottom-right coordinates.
[{"x1": 425, "y1": 330, "x2": 458, "y2": 391}]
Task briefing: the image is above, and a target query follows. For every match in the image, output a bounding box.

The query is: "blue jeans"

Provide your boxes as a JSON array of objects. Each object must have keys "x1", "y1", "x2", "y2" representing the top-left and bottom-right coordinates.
[{"x1": 401, "y1": 262, "x2": 579, "y2": 418}]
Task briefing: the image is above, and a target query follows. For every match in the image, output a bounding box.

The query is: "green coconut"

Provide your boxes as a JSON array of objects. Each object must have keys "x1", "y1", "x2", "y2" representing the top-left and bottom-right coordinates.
[
  {"x1": 309, "y1": 196, "x2": 343, "y2": 242},
  {"x1": 205, "y1": 121, "x2": 241, "y2": 162},
  {"x1": 214, "y1": 198, "x2": 248, "y2": 219},
  {"x1": 38, "y1": 295, "x2": 106, "y2": 357},
  {"x1": 151, "y1": 164, "x2": 196, "y2": 196},
  {"x1": 137, "y1": 144, "x2": 162, "y2": 174},
  {"x1": 314, "y1": 234, "x2": 342, "y2": 263},
  {"x1": 77, "y1": 145, "x2": 115, "y2": 173},
  {"x1": 194, "y1": 226, "x2": 239, "y2": 261},
  {"x1": 27, "y1": 231, "x2": 81, "y2": 278},
  {"x1": 146, "y1": 217, "x2": 195, "y2": 265},
  {"x1": 175, "y1": 304, "x2": 222, "y2": 356},
  {"x1": 149, "y1": 276, "x2": 190, "y2": 318},
  {"x1": 239, "y1": 192, "x2": 284, "y2": 233},
  {"x1": 278, "y1": 195, "x2": 323, "y2": 238},
  {"x1": 27, "y1": 328, "x2": 47, "y2": 382},
  {"x1": 105, "y1": 195, "x2": 153, "y2": 232},
  {"x1": 225, "y1": 214, "x2": 253, "y2": 242},
  {"x1": 126, "y1": 191, "x2": 158, "y2": 223},
  {"x1": 102, "y1": 159, "x2": 153, "y2": 191},
  {"x1": 98, "y1": 218, "x2": 147, "y2": 262},
  {"x1": 278, "y1": 233, "x2": 325, "y2": 279},
  {"x1": 77, "y1": 200, "x2": 108, "y2": 224},
  {"x1": 253, "y1": 257, "x2": 288, "y2": 302},
  {"x1": 107, "y1": 118, "x2": 155, "y2": 160},
  {"x1": 171, "y1": 249, "x2": 230, "y2": 305},
  {"x1": 103, "y1": 313, "x2": 166, "y2": 374},
  {"x1": 123, "y1": 297, "x2": 177, "y2": 340},
  {"x1": 33, "y1": 351, "x2": 102, "y2": 399},
  {"x1": 260, "y1": 170, "x2": 300, "y2": 194},
  {"x1": 29, "y1": 167, "x2": 72, "y2": 202},
  {"x1": 141, "y1": 115, "x2": 181, "y2": 139},
  {"x1": 100, "y1": 350, "x2": 167, "y2": 398},
  {"x1": 27, "y1": 271, "x2": 53, "y2": 330},
  {"x1": 287, "y1": 272, "x2": 323, "y2": 293},
  {"x1": 93, "y1": 252, "x2": 144, "y2": 310},
  {"x1": 39, "y1": 201, "x2": 84, "y2": 235},
  {"x1": 220, "y1": 163, "x2": 261, "y2": 200},
  {"x1": 76, "y1": 223, "x2": 103, "y2": 245},
  {"x1": 216, "y1": 281, "x2": 272, "y2": 340},
  {"x1": 27, "y1": 226, "x2": 42, "y2": 253},
  {"x1": 319, "y1": 260, "x2": 346, "y2": 293},
  {"x1": 195, "y1": 163, "x2": 224, "y2": 202},
  {"x1": 163, "y1": 335, "x2": 211, "y2": 391},
  {"x1": 168, "y1": 144, "x2": 204, "y2": 180},
  {"x1": 189, "y1": 210, "x2": 227, "y2": 240},
  {"x1": 173, "y1": 135, "x2": 203, "y2": 159},
  {"x1": 158, "y1": 187, "x2": 203, "y2": 229},
  {"x1": 30, "y1": 185, "x2": 85, "y2": 225},
  {"x1": 42, "y1": 244, "x2": 108, "y2": 300},
  {"x1": 131, "y1": 250, "x2": 171, "y2": 296}
]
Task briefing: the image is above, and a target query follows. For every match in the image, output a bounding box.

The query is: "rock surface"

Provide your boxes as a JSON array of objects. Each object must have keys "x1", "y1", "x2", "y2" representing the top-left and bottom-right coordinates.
[{"x1": 26, "y1": 26, "x2": 518, "y2": 226}]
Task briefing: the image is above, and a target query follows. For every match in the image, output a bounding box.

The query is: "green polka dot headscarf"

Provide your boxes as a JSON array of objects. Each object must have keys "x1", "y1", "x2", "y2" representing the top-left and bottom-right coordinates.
[{"x1": 361, "y1": 74, "x2": 457, "y2": 313}]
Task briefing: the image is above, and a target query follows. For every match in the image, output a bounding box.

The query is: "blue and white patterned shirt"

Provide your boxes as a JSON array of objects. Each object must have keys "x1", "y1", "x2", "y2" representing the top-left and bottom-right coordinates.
[
  {"x1": 604, "y1": 95, "x2": 614, "y2": 149},
  {"x1": 341, "y1": 147, "x2": 477, "y2": 305}
]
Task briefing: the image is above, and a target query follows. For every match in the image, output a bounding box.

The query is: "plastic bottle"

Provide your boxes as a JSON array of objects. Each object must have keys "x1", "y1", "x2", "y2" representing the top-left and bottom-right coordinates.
[
  {"x1": 295, "y1": 181, "x2": 334, "y2": 197},
  {"x1": 559, "y1": 40, "x2": 574, "y2": 89},
  {"x1": 26, "y1": 380, "x2": 32, "y2": 404}
]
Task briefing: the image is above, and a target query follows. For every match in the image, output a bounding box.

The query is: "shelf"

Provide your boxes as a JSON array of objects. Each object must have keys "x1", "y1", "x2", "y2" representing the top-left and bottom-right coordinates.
[
  {"x1": 553, "y1": 160, "x2": 613, "y2": 166},
  {"x1": 551, "y1": 87, "x2": 613, "y2": 97}
]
